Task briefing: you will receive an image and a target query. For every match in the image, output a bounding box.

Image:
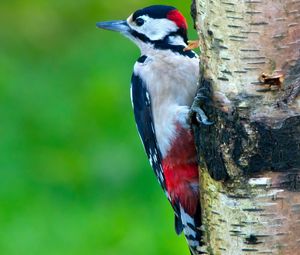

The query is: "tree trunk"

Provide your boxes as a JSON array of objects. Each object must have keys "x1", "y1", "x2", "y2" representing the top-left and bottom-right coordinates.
[{"x1": 191, "y1": 0, "x2": 300, "y2": 254}]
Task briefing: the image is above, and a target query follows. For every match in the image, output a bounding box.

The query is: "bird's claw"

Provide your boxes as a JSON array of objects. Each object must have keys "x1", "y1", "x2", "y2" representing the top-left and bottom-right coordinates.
[
  {"x1": 200, "y1": 119, "x2": 214, "y2": 126},
  {"x1": 190, "y1": 103, "x2": 214, "y2": 126},
  {"x1": 190, "y1": 87, "x2": 214, "y2": 126},
  {"x1": 194, "y1": 95, "x2": 208, "y2": 101},
  {"x1": 193, "y1": 108, "x2": 214, "y2": 126}
]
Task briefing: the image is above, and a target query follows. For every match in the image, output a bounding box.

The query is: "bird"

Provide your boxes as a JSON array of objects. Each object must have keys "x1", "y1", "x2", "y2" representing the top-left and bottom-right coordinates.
[{"x1": 97, "y1": 5, "x2": 210, "y2": 254}]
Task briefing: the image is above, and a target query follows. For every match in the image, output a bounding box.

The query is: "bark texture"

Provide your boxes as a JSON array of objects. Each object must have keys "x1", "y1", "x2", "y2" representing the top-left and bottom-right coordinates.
[{"x1": 191, "y1": 0, "x2": 300, "y2": 254}]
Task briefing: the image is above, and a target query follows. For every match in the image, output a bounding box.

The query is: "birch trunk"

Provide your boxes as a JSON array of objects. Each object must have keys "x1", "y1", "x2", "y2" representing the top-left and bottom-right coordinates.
[{"x1": 191, "y1": 0, "x2": 300, "y2": 254}]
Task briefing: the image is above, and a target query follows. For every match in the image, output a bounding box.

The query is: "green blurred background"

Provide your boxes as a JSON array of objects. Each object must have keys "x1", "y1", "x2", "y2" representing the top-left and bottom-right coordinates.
[{"x1": 0, "y1": 1, "x2": 197, "y2": 254}]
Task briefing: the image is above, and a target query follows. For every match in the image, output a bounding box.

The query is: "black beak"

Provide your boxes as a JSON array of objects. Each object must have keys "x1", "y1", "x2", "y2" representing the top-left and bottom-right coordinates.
[{"x1": 96, "y1": 20, "x2": 130, "y2": 33}]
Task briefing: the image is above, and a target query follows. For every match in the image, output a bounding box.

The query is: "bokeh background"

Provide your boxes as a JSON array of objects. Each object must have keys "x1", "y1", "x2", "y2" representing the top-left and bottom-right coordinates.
[{"x1": 0, "y1": 1, "x2": 197, "y2": 254}]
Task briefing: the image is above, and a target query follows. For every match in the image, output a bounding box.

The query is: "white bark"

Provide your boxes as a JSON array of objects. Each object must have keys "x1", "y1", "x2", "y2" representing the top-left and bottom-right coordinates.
[{"x1": 192, "y1": 1, "x2": 300, "y2": 254}]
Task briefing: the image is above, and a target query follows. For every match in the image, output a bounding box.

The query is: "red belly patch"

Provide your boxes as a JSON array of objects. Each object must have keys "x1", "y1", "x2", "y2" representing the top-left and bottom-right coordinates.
[{"x1": 162, "y1": 125, "x2": 199, "y2": 215}]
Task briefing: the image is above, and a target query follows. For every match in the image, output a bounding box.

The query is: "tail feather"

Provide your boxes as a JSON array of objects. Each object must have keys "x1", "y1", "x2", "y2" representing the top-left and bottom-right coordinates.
[
  {"x1": 178, "y1": 205, "x2": 207, "y2": 255},
  {"x1": 175, "y1": 214, "x2": 183, "y2": 235}
]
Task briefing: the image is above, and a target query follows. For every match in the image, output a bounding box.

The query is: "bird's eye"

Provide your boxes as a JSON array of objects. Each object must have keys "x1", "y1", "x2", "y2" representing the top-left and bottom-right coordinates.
[{"x1": 135, "y1": 18, "x2": 145, "y2": 26}]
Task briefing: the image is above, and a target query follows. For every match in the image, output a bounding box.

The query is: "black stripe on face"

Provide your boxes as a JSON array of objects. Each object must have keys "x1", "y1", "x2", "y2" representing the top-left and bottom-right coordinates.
[
  {"x1": 130, "y1": 29, "x2": 151, "y2": 44},
  {"x1": 130, "y1": 30, "x2": 196, "y2": 58}
]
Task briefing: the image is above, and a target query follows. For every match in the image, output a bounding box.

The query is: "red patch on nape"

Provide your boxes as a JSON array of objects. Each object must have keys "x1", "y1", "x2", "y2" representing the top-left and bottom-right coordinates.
[{"x1": 166, "y1": 9, "x2": 188, "y2": 30}]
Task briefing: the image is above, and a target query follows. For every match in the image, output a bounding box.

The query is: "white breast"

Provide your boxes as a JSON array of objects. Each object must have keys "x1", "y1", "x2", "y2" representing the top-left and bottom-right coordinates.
[{"x1": 134, "y1": 49, "x2": 200, "y2": 157}]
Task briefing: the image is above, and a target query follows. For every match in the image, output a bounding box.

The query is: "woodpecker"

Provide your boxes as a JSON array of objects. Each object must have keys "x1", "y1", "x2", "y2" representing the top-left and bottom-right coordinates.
[{"x1": 97, "y1": 5, "x2": 210, "y2": 255}]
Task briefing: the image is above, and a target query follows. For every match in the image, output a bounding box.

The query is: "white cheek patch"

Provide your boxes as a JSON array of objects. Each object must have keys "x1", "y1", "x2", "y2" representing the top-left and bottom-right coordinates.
[{"x1": 128, "y1": 15, "x2": 178, "y2": 41}]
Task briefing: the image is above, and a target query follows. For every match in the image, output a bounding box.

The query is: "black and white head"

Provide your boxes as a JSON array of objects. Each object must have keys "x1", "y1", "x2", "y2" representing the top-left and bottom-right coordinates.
[{"x1": 97, "y1": 5, "x2": 189, "y2": 52}]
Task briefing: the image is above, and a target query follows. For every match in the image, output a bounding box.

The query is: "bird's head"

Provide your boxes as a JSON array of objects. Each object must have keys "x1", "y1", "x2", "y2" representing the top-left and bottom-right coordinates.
[{"x1": 97, "y1": 5, "x2": 189, "y2": 52}]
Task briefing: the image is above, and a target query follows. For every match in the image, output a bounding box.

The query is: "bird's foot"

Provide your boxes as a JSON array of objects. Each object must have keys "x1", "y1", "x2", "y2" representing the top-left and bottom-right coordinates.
[
  {"x1": 184, "y1": 40, "x2": 200, "y2": 51},
  {"x1": 190, "y1": 92, "x2": 214, "y2": 126}
]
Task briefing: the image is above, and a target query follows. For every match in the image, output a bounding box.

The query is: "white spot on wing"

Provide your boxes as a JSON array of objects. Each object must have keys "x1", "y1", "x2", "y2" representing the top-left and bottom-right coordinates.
[
  {"x1": 145, "y1": 91, "x2": 150, "y2": 102},
  {"x1": 130, "y1": 85, "x2": 134, "y2": 108},
  {"x1": 153, "y1": 153, "x2": 158, "y2": 163},
  {"x1": 151, "y1": 123, "x2": 155, "y2": 134},
  {"x1": 149, "y1": 157, "x2": 153, "y2": 167},
  {"x1": 158, "y1": 171, "x2": 164, "y2": 182}
]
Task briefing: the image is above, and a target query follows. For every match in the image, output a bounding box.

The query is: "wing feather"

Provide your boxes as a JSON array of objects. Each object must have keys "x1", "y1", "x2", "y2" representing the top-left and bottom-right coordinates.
[
  {"x1": 131, "y1": 73, "x2": 168, "y2": 192},
  {"x1": 130, "y1": 71, "x2": 182, "y2": 234}
]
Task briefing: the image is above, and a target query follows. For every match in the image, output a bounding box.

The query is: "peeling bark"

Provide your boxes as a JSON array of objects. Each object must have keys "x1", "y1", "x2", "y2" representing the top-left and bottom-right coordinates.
[{"x1": 191, "y1": 0, "x2": 300, "y2": 254}]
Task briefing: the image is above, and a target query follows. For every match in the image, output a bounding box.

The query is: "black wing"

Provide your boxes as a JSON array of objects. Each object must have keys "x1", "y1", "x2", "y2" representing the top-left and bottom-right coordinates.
[
  {"x1": 131, "y1": 73, "x2": 167, "y2": 190},
  {"x1": 131, "y1": 72, "x2": 183, "y2": 234}
]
